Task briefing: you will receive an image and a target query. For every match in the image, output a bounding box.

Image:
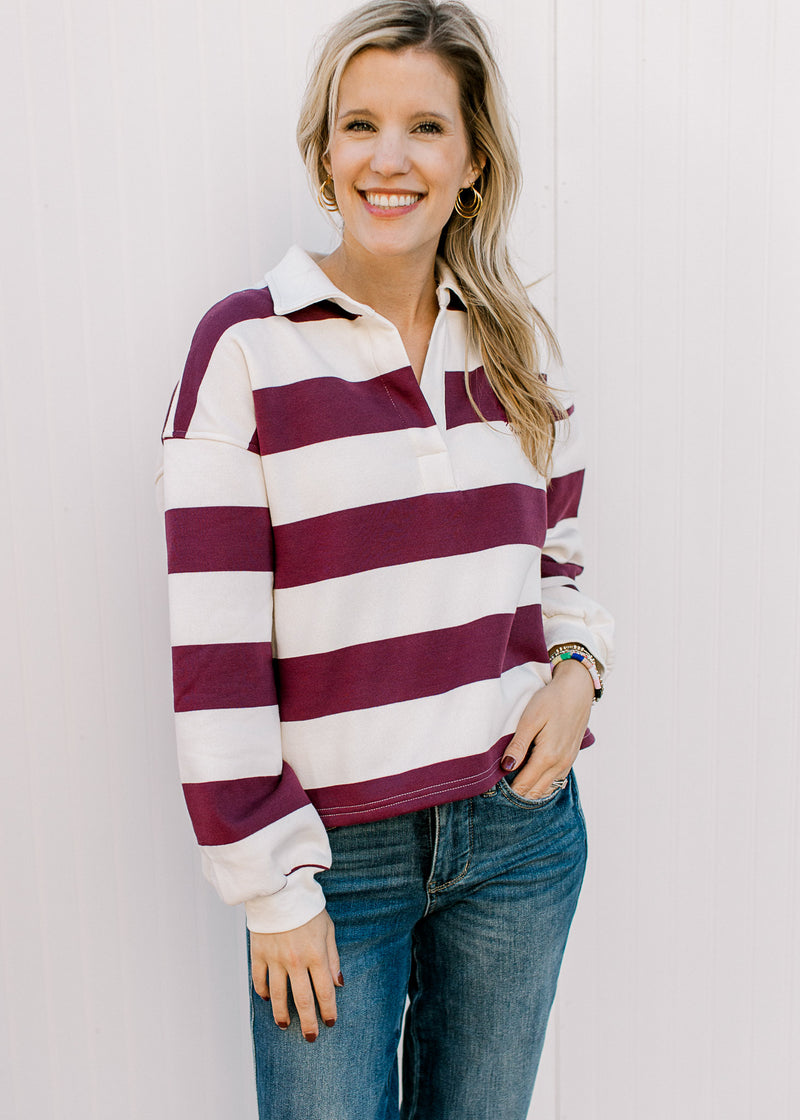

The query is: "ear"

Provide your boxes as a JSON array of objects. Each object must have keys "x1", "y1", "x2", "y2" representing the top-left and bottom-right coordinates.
[
  {"x1": 464, "y1": 151, "x2": 487, "y2": 188},
  {"x1": 322, "y1": 152, "x2": 332, "y2": 176}
]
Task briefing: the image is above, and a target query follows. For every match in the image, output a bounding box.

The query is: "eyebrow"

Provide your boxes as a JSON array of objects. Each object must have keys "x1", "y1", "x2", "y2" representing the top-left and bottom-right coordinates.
[{"x1": 336, "y1": 108, "x2": 454, "y2": 125}]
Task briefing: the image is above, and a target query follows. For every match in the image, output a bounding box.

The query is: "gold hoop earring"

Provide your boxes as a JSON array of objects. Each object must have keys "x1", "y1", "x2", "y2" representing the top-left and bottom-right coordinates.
[
  {"x1": 318, "y1": 176, "x2": 339, "y2": 212},
  {"x1": 454, "y1": 183, "x2": 483, "y2": 219}
]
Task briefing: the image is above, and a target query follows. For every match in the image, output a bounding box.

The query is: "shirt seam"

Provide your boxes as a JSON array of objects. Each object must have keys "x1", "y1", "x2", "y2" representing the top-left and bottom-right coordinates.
[
  {"x1": 317, "y1": 758, "x2": 501, "y2": 815},
  {"x1": 163, "y1": 431, "x2": 258, "y2": 453}
]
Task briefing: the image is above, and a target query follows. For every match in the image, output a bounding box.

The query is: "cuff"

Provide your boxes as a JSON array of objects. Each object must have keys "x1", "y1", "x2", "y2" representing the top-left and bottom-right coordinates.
[
  {"x1": 544, "y1": 619, "x2": 610, "y2": 676},
  {"x1": 244, "y1": 866, "x2": 327, "y2": 934}
]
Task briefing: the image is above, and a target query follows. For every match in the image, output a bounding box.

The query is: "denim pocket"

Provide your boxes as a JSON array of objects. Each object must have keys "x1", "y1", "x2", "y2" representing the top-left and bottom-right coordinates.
[{"x1": 496, "y1": 775, "x2": 567, "y2": 810}]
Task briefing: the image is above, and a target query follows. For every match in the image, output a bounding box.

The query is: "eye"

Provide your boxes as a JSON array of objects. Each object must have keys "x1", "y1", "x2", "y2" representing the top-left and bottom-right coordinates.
[
  {"x1": 414, "y1": 120, "x2": 443, "y2": 134},
  {"x1": 343, "y1": 119, "x2": 375, "y2": 132}
]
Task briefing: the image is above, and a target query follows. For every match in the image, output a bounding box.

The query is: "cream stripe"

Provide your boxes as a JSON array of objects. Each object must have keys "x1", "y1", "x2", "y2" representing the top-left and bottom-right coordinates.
[
  {"x1": 200, "y1": 805, "x2": 331, "y2": 907},
  {"x1": 175, "y1": 706, "x2": 280, "y2": 783},
  {"x1": 236, "y1": 314, "x2": 380, "y2": 388},
  {"x1": 272, "y1": 545, "x2": 542, "y2": 658},
  {"x1": 264, "y1": 426, "x2": 457, "y2": 524},
  {"x1": 543, "y1": 516, "x2": 585, "y2": 564},
  {"x1": 281, "y1": 664, "x2": 548, "y2": 789},
  {"x1": 168, "y1": 570, "x2": 273, "y2": 646},
  {"x1": 447, "y1": 419, "x2": 541, "y2": 489},
  {"x1": 161, "y1": 438, "x2": 268, "y2": 509}
]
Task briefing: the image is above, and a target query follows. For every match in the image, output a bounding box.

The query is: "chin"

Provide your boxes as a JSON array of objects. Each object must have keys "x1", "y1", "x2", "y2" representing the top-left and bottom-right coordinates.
[{"x1": 347, "y1": 229, "x2": 440, "y2": 264}]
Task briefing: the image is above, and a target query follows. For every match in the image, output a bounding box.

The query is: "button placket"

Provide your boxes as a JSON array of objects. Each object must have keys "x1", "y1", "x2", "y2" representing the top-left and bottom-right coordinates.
[{"x1": 364, "y1": 311, "x2": 457, "y2": 491}]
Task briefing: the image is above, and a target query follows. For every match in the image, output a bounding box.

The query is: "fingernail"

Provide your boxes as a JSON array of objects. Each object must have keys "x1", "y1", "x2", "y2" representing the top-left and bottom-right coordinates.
[
  {"x1": 303, "y1": 1031, "x2": 318, "y2": 1043},
  {"x1": 261, "y1": 994, "x2": 270, "y2": 1001},
  {"x1": 336, "y1": 971, "x2": 345, "y2": 987},
  {"x1": 501, "y1": 755, "x2": 517, "y2": 772},
  {"x1": 324, "y1": 1017, "x2": 336, "y2": 1028},
  {"x1": 277, "y1": 1021, "x2": 290, "y2": 1031}
]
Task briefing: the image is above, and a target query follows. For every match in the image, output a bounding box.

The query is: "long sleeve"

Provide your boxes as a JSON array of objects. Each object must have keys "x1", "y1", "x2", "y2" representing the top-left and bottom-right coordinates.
[
  {"x1": 540, "y1": 401, "x2": 614, "y2": 673},
  {"x1": 158, "y1": 296, "x2": 331, "y2": 933}
]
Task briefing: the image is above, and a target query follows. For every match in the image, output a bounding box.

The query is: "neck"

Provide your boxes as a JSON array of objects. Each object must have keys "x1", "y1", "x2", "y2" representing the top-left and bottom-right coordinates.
[{"x1": 318, "y1": 241, "x2": 439, "y2": 334}]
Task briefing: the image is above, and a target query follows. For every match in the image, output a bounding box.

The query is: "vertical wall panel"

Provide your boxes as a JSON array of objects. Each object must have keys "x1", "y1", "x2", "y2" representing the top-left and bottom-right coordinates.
[
  {"x1": 555, "y1": 1, "x2": 800, "y2": 1118},
  {"x1": 1, "y1": 1, "x2": 798, "y2": 1118}
]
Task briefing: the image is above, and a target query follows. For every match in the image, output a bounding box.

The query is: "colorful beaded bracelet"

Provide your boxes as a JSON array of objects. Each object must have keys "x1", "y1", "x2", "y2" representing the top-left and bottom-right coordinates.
[{"x1": 548, "y1": 644, "x2": 604, "y2": 703}]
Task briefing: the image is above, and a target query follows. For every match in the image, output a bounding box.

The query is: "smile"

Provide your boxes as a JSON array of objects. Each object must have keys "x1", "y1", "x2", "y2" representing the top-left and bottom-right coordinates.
[{"x1": 361, "y1": 191, "x2": 423, "y2": 210}]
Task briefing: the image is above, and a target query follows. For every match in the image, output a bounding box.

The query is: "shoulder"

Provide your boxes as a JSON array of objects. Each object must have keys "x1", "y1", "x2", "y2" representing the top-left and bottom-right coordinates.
[
  {"x1": 188, "y1": 285, "x2": 278, "y2": 358},
  {"x1": 162, "y1": 286, "x2": 279, "y2": 442}
]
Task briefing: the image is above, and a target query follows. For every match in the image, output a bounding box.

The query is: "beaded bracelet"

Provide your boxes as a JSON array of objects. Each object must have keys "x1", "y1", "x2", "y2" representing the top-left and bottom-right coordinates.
[{"x1": 548, "y1": 643, "x2": 604, "y2": 703}]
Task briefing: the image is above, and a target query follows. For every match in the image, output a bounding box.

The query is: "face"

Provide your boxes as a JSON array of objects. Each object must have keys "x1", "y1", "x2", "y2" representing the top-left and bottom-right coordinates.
[{"x1": 323, "y1": 47, "x2": 484, "y2": 267}]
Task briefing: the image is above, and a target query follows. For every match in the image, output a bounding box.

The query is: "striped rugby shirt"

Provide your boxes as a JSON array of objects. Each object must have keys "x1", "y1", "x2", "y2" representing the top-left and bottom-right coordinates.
[{"x1": 159, "y1": 245, "x2": 614, "y2": 933}]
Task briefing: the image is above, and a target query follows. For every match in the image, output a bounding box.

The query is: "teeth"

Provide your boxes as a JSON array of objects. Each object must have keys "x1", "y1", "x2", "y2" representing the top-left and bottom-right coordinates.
[{"x1": 364, "y1": 192, "x2": 420, "y2": 209}]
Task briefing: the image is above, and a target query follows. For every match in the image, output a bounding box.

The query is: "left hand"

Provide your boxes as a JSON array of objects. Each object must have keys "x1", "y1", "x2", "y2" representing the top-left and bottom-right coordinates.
[{"x1": 501, "y1": 658, "x2": 595, "y2": 799}]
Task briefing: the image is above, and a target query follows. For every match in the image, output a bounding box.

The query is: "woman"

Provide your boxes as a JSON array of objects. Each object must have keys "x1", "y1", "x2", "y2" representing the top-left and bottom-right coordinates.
[{"x1": 160, "y1": 1, "x2": 613, "y2": 1116}]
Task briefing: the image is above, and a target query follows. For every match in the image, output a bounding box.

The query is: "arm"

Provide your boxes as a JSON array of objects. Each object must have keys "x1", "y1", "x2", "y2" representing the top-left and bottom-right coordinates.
[
  {"x1": 538, "y1": 401, "x2": 614, "y2": 673},
  {"x1": 159, "y1": 299, "x2": 338, "y2": 1033},
  {"x1": 502, "y1": 399, "x2": 614, "y2": 794}
]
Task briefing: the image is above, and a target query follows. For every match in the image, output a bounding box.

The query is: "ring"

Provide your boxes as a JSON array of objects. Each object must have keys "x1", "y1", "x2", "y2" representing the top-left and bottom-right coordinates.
[{"x1": 550, "y1": 776, "x2": 569, "y2": 790}]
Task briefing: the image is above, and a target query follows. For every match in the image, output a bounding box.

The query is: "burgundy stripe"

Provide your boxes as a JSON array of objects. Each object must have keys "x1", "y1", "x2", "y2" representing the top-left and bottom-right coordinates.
[
  {"x1": 285, "y1": 300, "x2": 359, "y2": 323},
  {"x1": 166, "y1": 506, "x2": 273, "y2": 573},
  {"x1": 277, "y1": 614, "x2": 517, "y2": 721},
  {"x1": 172, "y1": 642, "x2": 276, "y2": 712},
  {"x1": 503, "y1": 603, "x2": 548, "y2": 671},
  {"x1": 272, "y1": 483, "x2": 546, "y2": 588},
  {"x1": 182, "y1": 764, "x2": 309, "y2": 846},
  {"x1": 309, "y1": 736, "x2": 513, "y2": 826},
  {"x1": 253, "y1": 369, "x2": 434, "y2": 454},
  {"x1": 445, "y1": 367, "x2": 508, "y2": 429},
  {"x1": 546, "y1": 470, "x2": 584, "y2": 528},
  {"x1": 541, "y1": 555, "x2": 584, "y2": 581},
  {"x1": 310, "y1": 728, "x2": 594, "y2": 827},
  {"x1": 171, "y1": 287, "x2": 276, "y2": 436}
]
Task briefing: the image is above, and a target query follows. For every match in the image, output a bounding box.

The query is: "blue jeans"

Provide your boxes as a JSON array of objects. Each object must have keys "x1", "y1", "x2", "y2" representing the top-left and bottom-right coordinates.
[{"x1": 248, "y1": 772, "x2": 587, "y2": 1119}]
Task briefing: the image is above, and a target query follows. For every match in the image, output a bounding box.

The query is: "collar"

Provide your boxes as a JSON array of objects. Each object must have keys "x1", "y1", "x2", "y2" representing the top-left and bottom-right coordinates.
[{"x1": 263, "y1": 245, "x2": 467, "y2": 317}]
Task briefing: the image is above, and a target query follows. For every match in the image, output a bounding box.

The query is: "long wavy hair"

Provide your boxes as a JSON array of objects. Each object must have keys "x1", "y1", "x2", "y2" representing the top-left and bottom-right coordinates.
[{"x1": 297, "y1": 0, "x2": 566, "y2": 475}]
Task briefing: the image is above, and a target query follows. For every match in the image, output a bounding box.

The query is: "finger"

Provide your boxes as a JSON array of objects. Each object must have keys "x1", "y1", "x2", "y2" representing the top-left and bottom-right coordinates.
[
  {"x1": 250, "y1": 950, "x2": 270, "y2": 1002},
  {"x1": 501, "y1": 706, "x2": 547, "y2": 773},
  {"x1": 268, "y1": 968, "x2": 291, "y2": 1031},
  {"x1": 310, "y1": 959, "x2": 338, "y2": 1028},
  {"x1": 512, "y1": 763, "x2": 570, "y2": 800},
  {"x1": 510, "y1": 736, "x2": 576, "y2": 797},
  {"x1": 326, "y1": 919, "x2": 344, "y2": 990},
  {"x1": 288, "y1": 969, "x2": 320, "y2": 1042},
  {"x1": 500, "y1": 729, "x2": 534, "y2": 774}
]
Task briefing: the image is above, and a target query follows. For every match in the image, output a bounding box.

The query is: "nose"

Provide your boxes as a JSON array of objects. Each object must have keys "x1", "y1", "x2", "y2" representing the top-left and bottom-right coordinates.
[{"x1": 369, "y1": 128, "x2": 411, "y2": 178}]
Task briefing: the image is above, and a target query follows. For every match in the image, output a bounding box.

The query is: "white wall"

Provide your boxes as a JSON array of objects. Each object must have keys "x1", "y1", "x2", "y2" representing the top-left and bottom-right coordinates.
[
  {"x1": 549, "y1": 2, "x2": 800, "y2": 1117},
  {"x1": 1, "y1": 2, "x2": 798, "y2": 1117}
]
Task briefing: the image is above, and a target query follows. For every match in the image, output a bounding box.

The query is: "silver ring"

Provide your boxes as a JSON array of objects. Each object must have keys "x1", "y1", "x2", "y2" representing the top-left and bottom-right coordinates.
[{"x1": 550, "y1": 776, "x2": 569, "y2": 790}]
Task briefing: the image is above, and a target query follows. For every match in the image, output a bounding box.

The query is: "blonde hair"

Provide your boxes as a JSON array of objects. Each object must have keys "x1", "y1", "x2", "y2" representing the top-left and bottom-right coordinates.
[{"x1": 297, "y1": 0, "x2": 566, "y2": 474}]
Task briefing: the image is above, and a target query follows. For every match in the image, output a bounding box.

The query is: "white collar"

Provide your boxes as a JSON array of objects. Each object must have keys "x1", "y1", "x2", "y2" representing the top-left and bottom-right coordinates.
[{"x1": 263, "y1": 245, "x2": 466, "y2": 317}]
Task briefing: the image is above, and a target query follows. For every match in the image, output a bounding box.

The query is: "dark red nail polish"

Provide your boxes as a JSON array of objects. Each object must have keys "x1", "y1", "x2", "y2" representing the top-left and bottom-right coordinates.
[
  {"x1": 304, "y1": 1031, "x2": 318, "y2": 1043},
  {"x1": 337, "y1": 971, "x2": 345, "y2": 987},
  {"x1": 501, "y1": 755, "x2": 517, "y2": 772},
  {"x1": 277, "y1": 1021, "x2": 290, "y2": 1031},
  {"x1": 324, "y1": 1017, "x2": 336, "y2": 1028}
]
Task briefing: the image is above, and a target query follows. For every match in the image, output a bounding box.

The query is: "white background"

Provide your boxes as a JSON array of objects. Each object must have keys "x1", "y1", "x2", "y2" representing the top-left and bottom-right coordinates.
[{"x1": 1, "y1": 1, "x2": 798, "y2": 1117}]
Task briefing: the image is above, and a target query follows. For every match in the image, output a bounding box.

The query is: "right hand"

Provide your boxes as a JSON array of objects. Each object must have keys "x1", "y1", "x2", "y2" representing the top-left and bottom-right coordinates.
[{"x1": 250, "y1": 908, "x2": 343, "y2": 1042}]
